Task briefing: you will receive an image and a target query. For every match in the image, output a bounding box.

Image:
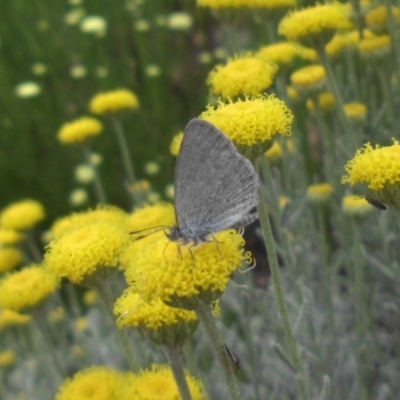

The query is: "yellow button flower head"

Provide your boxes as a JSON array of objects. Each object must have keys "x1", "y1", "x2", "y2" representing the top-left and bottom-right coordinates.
[
  {"x1": 278, "y1": 3, "x2": 352, "y2": 47},
  {"x1": 55, "y1": 366, "x2": 124, "y2": 400},
  {"x1": 207, "y1": 55, "x2": 277, "y2": 98},
  {"x1": 265, "y1": 141, "x2": 283, "y2": 163},
  {"x1": 306, "y1": 183, "x2": 334, "y2": 205},
  {"x1": 89, "y1": 89, "x2": 139, "y2": 115},
  {"x1": 344, "y1": 103, "x2": 367, "y2": 122},
  {"x1": 326, "y1": 29, "x2": 375, "y2": 58},
  {"x1": 366, "y1": 6, "x2": 400, "y2": 34},
  {"x1": 198, "y1": 0, "x2": 295, "y2": 8},
  {"x1": 121, "y1": 364, "x2": 205, "y2": 400},
  {"x1": 342, "y1": 140, "x2": 400, "y2": 208},
  {"x1": 0, "y1": 350, "x2": 16, "y2": 367},
  {"x1": 127, "y1": 202, "x2": 176, "y2": 233},
  {"x1": 115, "y1": 291, "x2": 198, "y2": 345},
  {"x1": 290, "y1": 64, "x2": 326, "y2": 95},
  {"x1": 256, "y1": 42, "x2": 317, "y2": 67},
  {"x1": 0, "y1": 199, "x2": 45, "y2": 231},
  {"x1": 170, "y1": 131, "x2": 184, "y2": 156},
  {"x1": 342, "y1": 195, "x2": 374, "y2": 218},
  {"x1": 83, "y1": 289, "x2": 98, "y2": 306},
  {"x1": 0, "y1": 265, "x2": 59, "y2": 312},
  {"x1": 51, "y1": 205, "x2": 128, "y2": 239},
  {"x1": 0, "y1": 309, "x2": 31, "y2": 330},
  {"x1": 306, "y1": 92, "x2": 336, "y2": 113},
  {"x1": 358, "y1": 34, "x2": 392, "y2": 60},
  {"x1": 0, "y1": 229, "x2": 25, "y2": 245},
  {"x1": 57, "y1": 117, "x2": 103, "y2": 144},
  {"x1": 0, "y1": 248, "x2": 23, "y2": 274},
  {"x1": 125, "y1": 230, "x2": 247, "y2": 308},
  {"x1": 45, "y1": 220, "x2": 129, "y2": 285},
  {"x1": 200, "y1": 94, "x2": 293, "y2": 151}
]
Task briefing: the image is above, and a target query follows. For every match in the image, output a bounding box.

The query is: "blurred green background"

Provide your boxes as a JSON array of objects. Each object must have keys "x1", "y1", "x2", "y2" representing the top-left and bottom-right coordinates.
[{"x1": 0, "y1": 0, "x2": 221, "y2": 222}]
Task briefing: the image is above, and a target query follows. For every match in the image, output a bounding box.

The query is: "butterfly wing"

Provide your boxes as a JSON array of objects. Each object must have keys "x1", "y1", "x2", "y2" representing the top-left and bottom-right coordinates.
[{"x1": 174, "y1": 118, "x2": 259, "y2": 240}]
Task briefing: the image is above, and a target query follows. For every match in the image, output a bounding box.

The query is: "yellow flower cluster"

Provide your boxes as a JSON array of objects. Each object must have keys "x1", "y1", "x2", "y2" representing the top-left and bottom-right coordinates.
[
  {"x1": 114, "y1": 290, "x2": 197, "y2": 329},
  {"x1": 307, "y1": 183, "x2": 334, "y2": 204},
  {"x1": 0, "y1": 199, "x2": 45, "y2": 231},
  {"x1": 326, "y1": 29, "x2": 375, "y2": 57},
  {"x1": 124, "y1": 230, "x2": 247, "y2": 307},
  {"x1": 256, "y1": 42, "x2": 317, "y2": 66},
  {"x1": 0, "y1": 247, "x2": 23, "y2": 273},
  {"x1": 0, "y1": 265, "x2": 59, "y2": 312},
  {"x1": 45, "y1": 218, "x2": 129, "y2": 284},
  {"x1": 290, "y1": 65, "x2": 326, "y2": 94},
  {"x1": 170, "y1": 131, "x2": 184, "y2": 156},
  {"x1": 89, "y1": 89, "x2": 139, "y2": 114},
  {"x1": 279, "y1": 3, "x2": 352, "y2": 45},
  {"x1": 306, "y1": 92, "x2": 336, "y2": 112},
  {"x1": 0, "y1": 308, "x2": 31, "y2": 330},
  {"x1": 342, "y1": 141, "x2": 400, "y2": 191},
  {"x1": 344, "y1": 103, "x2": 367, "y2": 122},
  {"x1": 366, "y1": 5, "x2": 400, "y2": 33},
  {"x1": 200, "y1": 95, "x2": 293, "y2": 146},
  {"x1": 55, "y1": 364, "x2": 205, "y2": 400},
  {"x1": 342, "y1": 195, "x2": 374, "y2": 217},
  {"x1": 207, "y1": 56, "x2": 277, "y2": 98},
  {"x1": 0, "y1": 229, "x2": 24, "y2": 245},
  {"x1": 0, "y1": 350, "x2": 16, "y2": 367},
  {"x1": 57, "y1": 117, "x2": 103, "y2": 144},
  {"x1": 198, "y1": 0, "x2": 296, "y2": 9},
  {"x1": 358, "y1": 34, "x2": 391, "y2": 59}
]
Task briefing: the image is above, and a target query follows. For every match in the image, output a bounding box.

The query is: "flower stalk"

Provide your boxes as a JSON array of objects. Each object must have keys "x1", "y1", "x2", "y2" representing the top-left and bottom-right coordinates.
[{"x1": 195, "y1": 298, "x2": 242, "y2": 400}]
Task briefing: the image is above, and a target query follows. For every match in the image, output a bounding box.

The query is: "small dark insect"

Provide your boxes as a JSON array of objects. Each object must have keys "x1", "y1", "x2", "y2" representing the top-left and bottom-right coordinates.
[
  {"x1": 365, "y1": 195, "x2": 386, "y2": 210},
  {"x1": 225, "y1": 343, "x2": 241, "y2": 370}
]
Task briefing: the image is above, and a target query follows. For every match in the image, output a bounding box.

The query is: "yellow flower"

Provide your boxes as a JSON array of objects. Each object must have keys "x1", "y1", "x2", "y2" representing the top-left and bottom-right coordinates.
[
  {"x1": 83, "y1": 289, "x2": 99, "y2": 306},
  {"x1": 15, "y1": 81, "x2": 41, "y2": 98},
  {"x1": 326, "y1": 29, "x2": 375, "y2": 57},
  {"x1": 170, "y1": 132, "x2": 184, "y2": 156},
  {"x1": 0, "y1": 199, "x2": 45, "y2": 231},
  {"x1": 0, "y1": 229, "x2": 25, "y2": 245},
  {"x1": 200, "y1": 94, "x2": 293, "y2": 147},
  {"x1": 256, "y1": 42, "x2": 317, "y2": 67},
  {"x1": 48, "y1": 306, "x2": 65, "y2": 323},
  {"x1": 207, "y1": 55, "x2": 277, "y2": 98},
  {"x1": 114, "y1": 290, "x2": 197, "y2": 331},
  {"x1": 125, "y1": 230, "x2": 247, "y2": 308},
  {"x1": 306, "y1": 92, "x2": 336, "y2": 112},
  {"x1": 290, "y1": 64, "x2": 326, "y2": 95},
  {"x1": 55, "y1": 366, "x2": 124, "y2": 400},
  {"x1": 344, "y1": 103, "x2": 367, "y2": 122},
  {"x1": 342, "y1": 195, "x2": 374, "y2": 217},
  {"x1": 126, "y1": 202, "x2": 176, "y2": 233},
  {"x1": 89, "y1": 89, "x2": 139, "y2": 115},
  {"x1": 166, "y1": 12, "x2": 193, "y2": 31},
  {"x1": 358, "y1": 34, "x2": 392, "y2": 59},
  {"x1": 74, "y1": 317, "x2": 89, "y2": 332},
  {"x1": 278, "y1": 3, "x2": 352, "y2": 46},
  {"x1": 51, "y1": 205, "x2": 128, "y2": 239},
  {"x1": 198, "y1": 0, "x2": 295, "y2": 8},
  {"x1": 0, "y1": 309, "x2": 31, "y2": 330},
  {"x1": 121, "y1": 364, "x2": 205, "y2": 400},
  {"x1": 57, "y1": 117, "x2": 103, "y2": 144},
  {"x1": 80, "y1": 15, "x2": 107, "y2": 36},
  {"x1": 366, "y1": 6, "x2": 400, "y2": 33},
  {"x1": 45, "y1": 220, "x2": 129, "y2": 284},
  {"x1": 306, "y1": 183, "x2": 334, "y2": 205},
  {"x1": 342, "y1": 141, "x2": 400, "y2": 208},
  {"x1": 0, "y1": 265, "x2": 59, "y2": 312},
  {"x1": 0, "y1": 248, "x2": 23, "y2": 274},
  {"x1": 0, "y1": 350, "x2": 16, "y2": 367},
  {"x1": 265, "y1": 141, "x2": 283, "y2": 163},
  {"x1": 286, "y1": 85, "x2": 300, "y2": 102}
]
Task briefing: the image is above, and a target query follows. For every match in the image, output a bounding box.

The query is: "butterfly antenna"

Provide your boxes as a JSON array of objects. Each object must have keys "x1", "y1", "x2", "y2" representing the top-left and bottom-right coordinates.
[{"x1": 130, "y1": 225, "x2": 171, "y2": 240}]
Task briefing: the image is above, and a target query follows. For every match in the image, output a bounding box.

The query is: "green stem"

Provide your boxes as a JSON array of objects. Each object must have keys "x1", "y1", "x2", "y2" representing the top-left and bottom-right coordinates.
[
  {"x1": 25, "y1": 229, "x2": 42, "y2": 263},
  {"x1": 351, "y1": 222, "x2": 369, "y2": 398},
  {"x1": 163, "y1": 344, "x2": 193, "y2": 400},
  {"x1": 195, "y1": 298, "x2": 242, "y2": 400},
  {"x1": 81, "y1": 145, "x2": 107, "y2": 204},
  {"x1": 95, "y1": 278, "x2": 139, "y2": 372},
  {"x1": 317, "y1": 44, "x2": 355, "y2": 147},
  {"x1": 375, "y1": 63, "x2": 396, "y2": 125},
  {"x1": 111, "y1": 118, "x2": 138, "y2": 202},
  {"x1": 257, "y1": 185, "x2": 309, "y2": 400},
  {"x1": 32, "y1": 306, "x2": 66, "y2": 382}
]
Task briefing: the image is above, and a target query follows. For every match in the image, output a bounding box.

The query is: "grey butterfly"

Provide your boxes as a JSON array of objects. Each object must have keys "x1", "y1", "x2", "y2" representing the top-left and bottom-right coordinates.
[{"x1": 167, "y1": 118, "x2": 260, "y2": 245}]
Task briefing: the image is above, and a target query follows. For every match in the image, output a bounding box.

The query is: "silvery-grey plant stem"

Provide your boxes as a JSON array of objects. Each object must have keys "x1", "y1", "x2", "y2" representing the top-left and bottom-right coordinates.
[
  {"x1": 163, "y1": 344, "x2": 193, "y2": 400},
  {"x1": 256, "y1": 183, "x2": 309, "y2": 400},
  {"x1": 195, "y1": 298, "x2": 242, "y2": 400}
]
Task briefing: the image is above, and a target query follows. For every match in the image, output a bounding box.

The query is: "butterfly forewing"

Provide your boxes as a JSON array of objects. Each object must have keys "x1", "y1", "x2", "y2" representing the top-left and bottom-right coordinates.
[{"x1": 174, "y1": 118, "x2": 259, "y2": 239}]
